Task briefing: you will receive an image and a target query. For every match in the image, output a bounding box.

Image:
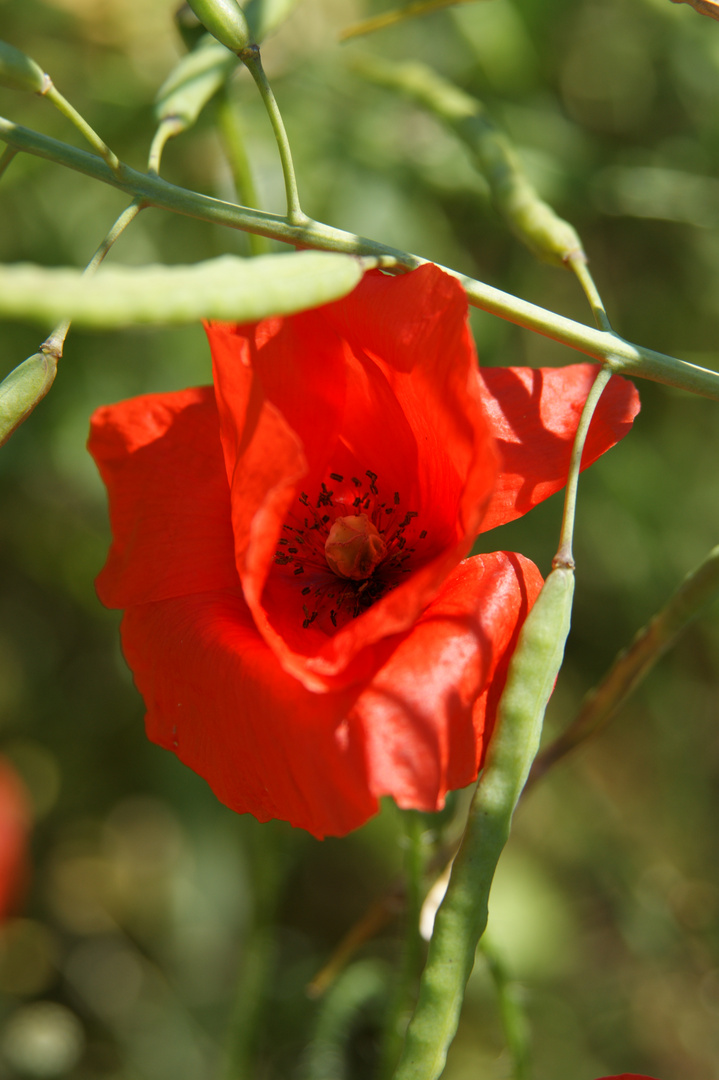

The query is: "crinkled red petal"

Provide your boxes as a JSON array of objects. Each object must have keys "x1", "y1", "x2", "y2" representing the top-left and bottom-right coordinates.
[
  {"x1": 353, "y1": 550, "x2": 543, "y2": 811},
  {"x1": 478, "y1": 364, "x2": 640, "y2": 532},
  {"x1": 119, "y1": 550, "x2": 541, "y2": 837},
  {"x1": 88, "y1": 387, "x2": 238, "y2": 607}
]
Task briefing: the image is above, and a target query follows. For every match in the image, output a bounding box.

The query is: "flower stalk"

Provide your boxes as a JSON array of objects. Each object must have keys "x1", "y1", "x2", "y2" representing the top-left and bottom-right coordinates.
[
  {"x1": 554, "y1": 365, "x2": 614, "y2": 568},
  {"x1": 215, "y1": 86, "x2": 270, "y2": 255},
  {"x1": 238, "y1": 44, "x2": 306, "y2": 225}
]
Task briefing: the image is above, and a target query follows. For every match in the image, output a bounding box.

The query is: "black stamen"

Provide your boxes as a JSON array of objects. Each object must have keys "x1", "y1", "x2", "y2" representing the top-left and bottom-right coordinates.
[{"x1": 330, "y1": 473, "x2": 343, "y2": 482}]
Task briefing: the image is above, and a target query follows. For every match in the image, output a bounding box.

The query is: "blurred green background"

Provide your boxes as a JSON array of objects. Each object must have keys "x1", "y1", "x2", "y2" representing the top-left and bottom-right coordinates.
[{"x1": 1, "y1": 0, "x2": 719, "y2": 1077}]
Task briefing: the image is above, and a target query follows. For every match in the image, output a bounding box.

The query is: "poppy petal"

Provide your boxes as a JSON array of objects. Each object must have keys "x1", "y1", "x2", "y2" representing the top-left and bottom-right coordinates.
[
  {"x1": 354, "y1": 550, "x2": 543, "y2": 811},
  {"x1": 88, "y1": 387, "x2": 238, "y2": 607},
  {"x1": 120, "y1": 551, "x2": 541, "y2": 837},
  {"x1": 478, "y1": 364, "x2": 640, "y2": 532}
]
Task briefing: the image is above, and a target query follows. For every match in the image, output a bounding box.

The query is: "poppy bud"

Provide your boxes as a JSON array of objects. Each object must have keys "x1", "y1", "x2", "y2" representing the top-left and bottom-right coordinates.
[
  {"x1": 0, "y1": 40, "x2": 51, "y2": 95},
  {"x1": 324, "y1": 513, "x2": 387, "y2": 581},
  {"x1": 0, "y1": 349, "x2": 57, "y2": 447},
  {"x1": 184, "y1": 0, "x2": 251, "y2": 52}
]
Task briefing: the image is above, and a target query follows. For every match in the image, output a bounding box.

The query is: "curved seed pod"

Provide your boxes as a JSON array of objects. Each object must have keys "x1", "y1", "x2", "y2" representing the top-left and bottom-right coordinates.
[
  {"x1": 0, "y1": 40, "x2": 51, "y2": 95},
  {"x1": 185, "y1": 0, "x2": 251, "y2": 52},
  {"x1": 174, "y1": 3, "x2": 207, "y2": 50},
  {"x1": 393, "y1": 564, "x2": 575, "y2": 1080},
  {"x1": 0, "y1": 252, "x2": 376, "y2": 328},
  {"x1": 154, "y1": 33, "x2": 237, "y2": 128},
  {"x1": 0, "y1": 349, "x2": 57, "y2": 448},
  {"x1": 242, "y1": 0, "x2": 304, "y2": 43},
  {"x1": 486, "y1": 564, "x2": 575, "y2": 795},
  {"x1": 356, "y1": 57, "x2": 584, "y2": 268}
]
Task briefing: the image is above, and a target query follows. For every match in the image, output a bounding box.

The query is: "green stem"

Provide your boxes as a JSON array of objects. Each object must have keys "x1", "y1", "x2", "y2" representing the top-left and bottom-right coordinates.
[
  {"x1": 42, "y1": 83, "x2": 122, "y2": 177},
  {"x1": 238, "y1": 45, "x2": 305, "y2": 225},
  {"x1": 0, "y1": 144, "x2": 17, "y2": 182},
  {"x1": 568, "y1": 252, "x2": 613, "y2": 333},
  {"x1": 378, "y1": 813, "x2": 427, "y2": 1080},
  {"x1": 147, "y1": 116, "x2": 185, "y2": 176},
  {"x1": 304, "y1": 961, "x2": 389, "y2": 1080},
  {"x1": 2, "y1": 117, "x2": 719, "y2": 400},
  {"x1": 215, "y1": 86, "x2": 269, "y2": 255},
  {"x1": 480, "y1": 939, "x2": 530, "y2": 1080},
  {"x1": 554, "y1": 365, "x2": 614, "y2": 568},
  {"x1": 222, "y1": 820, "x2": 296, "y2": 1080},
  {"x1": 528, "y1": 543, "x2": 719, "y2": 789},
  {"x1": 42, "y1": 198, "x2": 144, "y2": 358}
]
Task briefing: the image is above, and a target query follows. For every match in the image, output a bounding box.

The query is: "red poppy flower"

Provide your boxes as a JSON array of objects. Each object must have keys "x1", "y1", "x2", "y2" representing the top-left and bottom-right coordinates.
[
  {"x1": 88, "y1": 264, "x2": 639, "y2": 838},
  {"x1": 593, "y1": 1075, "x2": 662, "y2": 1079}
]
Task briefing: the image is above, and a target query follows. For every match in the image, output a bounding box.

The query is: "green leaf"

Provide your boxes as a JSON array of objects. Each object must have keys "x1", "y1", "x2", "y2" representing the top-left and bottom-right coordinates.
[{"x1": 0, "y1": 252, "x2": 373, "y2": 329}]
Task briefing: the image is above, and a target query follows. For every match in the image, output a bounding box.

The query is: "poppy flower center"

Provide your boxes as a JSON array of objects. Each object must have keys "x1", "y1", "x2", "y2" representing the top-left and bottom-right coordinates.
[
  {"x1": 324, "y1": 513, "x2": 387, "y2": 580},
  {"x1": 272, "y1": 469, "x2": 429, "y2": 632}
]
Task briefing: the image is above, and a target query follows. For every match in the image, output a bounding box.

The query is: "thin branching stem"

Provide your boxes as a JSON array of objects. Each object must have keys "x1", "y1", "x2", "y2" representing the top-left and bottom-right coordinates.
[{"x1": 2, "y1": 116, "x2": 719, "y2": 399}]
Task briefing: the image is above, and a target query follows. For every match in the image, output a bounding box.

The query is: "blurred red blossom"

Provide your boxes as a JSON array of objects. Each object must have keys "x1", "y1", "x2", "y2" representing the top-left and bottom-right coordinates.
[
  {"x1": 88, "y1": 264, "x2": 639, "y2": 837},
  {"x1": 0, "y1": 757, "x2": 31, "y2": 919},
  {"x1": 594, "y1": 1074, "x2": 662, "y2": 1079}
]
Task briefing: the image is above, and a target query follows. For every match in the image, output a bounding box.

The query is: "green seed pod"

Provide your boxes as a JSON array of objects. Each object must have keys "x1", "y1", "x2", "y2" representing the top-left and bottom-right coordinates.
[
  {"x1": 243, "y1": 0, "x2": 303, "y2": 43},
  {"x1": 185, "y1": 0, "x2": 251, "y2": 52},
  {"x1": 355, "y1": 57, "x2": 585, "y2": 268},
  {"x1": 487, "y1": 564, "x2": 575, "y2": 797},
  {"x1": 0, "y1": 40, "x2": 51, "y2": 95},
  {"x1": 0, "y1": 252, "x2": 375, "y2": 328},
  {"x1": 0, "y1": 349, "x2": 57, "y2": 448},
  {"x1": 174, "y1": 3, "x2": 207, "y2": 51},
  {"x1": 154, "y1": 32, "x2": 237, "y2": 127}
]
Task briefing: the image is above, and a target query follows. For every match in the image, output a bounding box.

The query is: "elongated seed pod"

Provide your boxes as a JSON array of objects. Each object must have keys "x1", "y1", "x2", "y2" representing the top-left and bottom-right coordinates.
[
  {"x1": 185, "y1": 0, "x2": 251, "y2": 52},
  {"x1": 0, "y1": 252, "x2": 375, "y2": 328},
  {"x1": 485, "y1": 564, "x2": 575, "y2": 798},
  {"x1": 0, "y1": 40, "x2": 51, "y2": 94},
  {"x1": 242, "y1": 0, "x2": 304, "y2": 43},
  {"x1": 154, "y1": 33, "x2": 237, "y2": 128},
  {"x1": 393, "y1": 564, "x2": 575, "y2": 1080},
  {"x1": 355, "y1": 56, "x2": 584, "y2": 268},
  {"x1": 0, "y1": 349, "x2": 57, "y2": 447}
]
